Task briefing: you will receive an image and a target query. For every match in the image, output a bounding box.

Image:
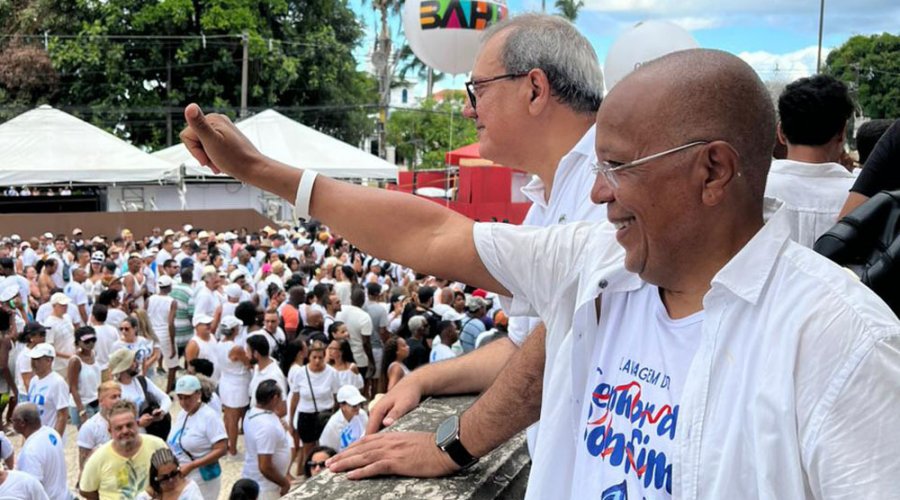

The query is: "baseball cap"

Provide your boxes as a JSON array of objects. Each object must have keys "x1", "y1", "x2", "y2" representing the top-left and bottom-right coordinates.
[
  {"x1": 42, "y1": 232, "x2": 53, "y2": 239},
  {"x1": 108, "y1": 348, "x2": 136, "y2": 375},
  {"x1": 225, "y1": 283, "x2": 242, "y2": 299},
  {"x1": 337, "y1": 385, "x2": 366, "y2": 406},
  {"x1": 219, "y1": 315, "x2": 243, "y2": 331},
  {"x1": 465, "y1": 296, "x2": 487, "y2": 312},
  {"x1": 192, "y1": 314, "x2": 214, "y2": 327},
  {"x1": 175, "y1": 375, "x2": 202, "y2": 395},
  {"x1": 91, "y1": 251, "x2": 105, "y2": 263},
  {"x1": 22, "y1": 322, "x2": 46, "y2": 339},
  {"x1": 201, "y1": 265, "x2": 218, "y2": 279},
  {"x1": 28, "y1": 343, "x2": 56, "y2": 359},
  {"x1": 442, "y1": 309, "x2": 466, "y2": 322},
  {"x1": 163, "y1": 229, "x2": 175, "y2": 236},
  {"x1": 0, "y1": 285, "x2": 18, "y2": 302},
  {"x1": 72, "y1": 228, "x2": 83, "y2": 236},
  {"x1": 229, "y1": 269, "x2": 246, "y2": 282},
  {"x1": 179, "y1": 257, "x2": 195, "y2": 269},
  {"x1": 471, "y1": 289, "x2": 488, "y2": 299},
  {"x1": 198, "y1": 230, "x2": 210, "y2": 240},
  {"x1": 158, "y1": 275, "x2": 174, "y2": 288},
  {"x1": 50, "y1": 292, "x2": 71, "y2": 306}
]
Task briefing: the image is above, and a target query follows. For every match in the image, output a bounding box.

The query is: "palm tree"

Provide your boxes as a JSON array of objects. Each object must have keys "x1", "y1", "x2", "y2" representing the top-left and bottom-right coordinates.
[
  {"x1": 555, "y1": 0, "x2": 584, "y2": 22},
  {"x1": 397, "y1": 44, "x2": 445, "y2": 97}
]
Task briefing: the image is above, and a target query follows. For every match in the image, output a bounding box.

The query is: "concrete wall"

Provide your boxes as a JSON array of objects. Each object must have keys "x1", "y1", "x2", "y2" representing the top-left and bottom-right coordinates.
[{"x1": 106, "y1": 183, "x2": 293, "y2": 220}]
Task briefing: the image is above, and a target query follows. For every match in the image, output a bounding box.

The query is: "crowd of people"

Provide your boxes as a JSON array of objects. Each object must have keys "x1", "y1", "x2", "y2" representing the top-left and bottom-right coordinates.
[{"x1": 0, "y1": 221, "x2": 509, "y2": 498}]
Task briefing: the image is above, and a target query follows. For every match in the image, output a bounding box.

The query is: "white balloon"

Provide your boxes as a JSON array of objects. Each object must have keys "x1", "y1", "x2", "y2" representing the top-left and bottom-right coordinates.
[
  {"x1": 402, "y1": 0, "x2": 509, "y2": 75},
  {"x1": 604, "y1": 20, "x2": 700, "y2": 92}
]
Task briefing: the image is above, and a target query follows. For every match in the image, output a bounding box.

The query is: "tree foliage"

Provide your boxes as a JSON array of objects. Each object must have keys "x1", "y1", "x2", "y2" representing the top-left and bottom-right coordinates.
[
  {"x1": 386, "y1": 95, "x2": 477, "y2": 170},
  {"x1": 555, "y1": 0, "x2": 584, "y2": 22},
  {"x1": 0, "y1": 0, "x2": 378, "y2": 149},
  {"x1": 825, "y1": 33, "x2": 900, "y2": 119}
]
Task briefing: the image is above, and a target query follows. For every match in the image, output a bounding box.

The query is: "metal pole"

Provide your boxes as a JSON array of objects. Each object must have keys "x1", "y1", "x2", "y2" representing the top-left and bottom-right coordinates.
[
  {"x1": 816, "y1": 0, "x2": 825, "y2": 73},
  {"x1": 166, "y1": 57, "x2": 173, "y2": 146},
  {"x1": 240, "y1": 31, "x2": 249, "y2": 118}
]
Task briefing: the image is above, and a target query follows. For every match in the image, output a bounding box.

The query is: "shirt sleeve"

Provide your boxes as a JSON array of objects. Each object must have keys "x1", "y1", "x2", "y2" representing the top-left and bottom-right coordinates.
[
  {"x1": 851, "y1": 119, "x2": 900, "y2": 197},
  {"x1": 806, "y1": 334, "x2": 900, "y2": 498},
  {"x1": 360, "y1": 314, "x2": 372, "y2": 337},
  {"x1": 52, "y1": 377, "x2": 70, "y2": 412},
  {"x1": 472, "y1": 221, "x2": 603, "y2": 319},
  {"x1": 146, "y1": 378, "x2": 172, "y2": 414}
]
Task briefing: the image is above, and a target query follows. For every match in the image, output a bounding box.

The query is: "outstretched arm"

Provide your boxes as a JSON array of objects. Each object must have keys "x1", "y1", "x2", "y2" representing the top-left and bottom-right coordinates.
[{"x1": 180, "y1": 104, "x2": 506, "y2": 295}]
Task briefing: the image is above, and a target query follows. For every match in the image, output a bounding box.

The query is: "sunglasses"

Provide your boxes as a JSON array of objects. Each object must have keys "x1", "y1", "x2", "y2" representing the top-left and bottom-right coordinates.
[
  {"x1": 307, "y1": 460, "x2": 327, "y2": 468},
  {"x1": 155, "y1": 469, "x2": 180, "y2": 482}
]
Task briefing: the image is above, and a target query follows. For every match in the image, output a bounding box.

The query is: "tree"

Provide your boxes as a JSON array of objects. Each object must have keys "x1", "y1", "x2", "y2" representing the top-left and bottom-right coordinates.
[
  {"x1": 0, "y1": 0, "x2": 379, "y2": 149},
  {"x1": 825, "y1": 33, "x2": 900, "y2": 119},
  {"x1": 386, "y1": 95, "x2": 477, "y2": 170},
  {"x1": 397, "y1": 43, "x2": 445, "y2": 98},
  {"x1": 555, "y1": 0, "x2": 584, "y2": 22}
]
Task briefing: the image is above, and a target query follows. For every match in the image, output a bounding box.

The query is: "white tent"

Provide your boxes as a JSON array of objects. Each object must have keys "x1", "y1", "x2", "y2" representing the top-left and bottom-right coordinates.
[
  {"x1": 153, "y1": 109, "x2": 398, "y2": 181},
  {"x1": 0, "y1": 105, "x2": 180, "y2": 185}
]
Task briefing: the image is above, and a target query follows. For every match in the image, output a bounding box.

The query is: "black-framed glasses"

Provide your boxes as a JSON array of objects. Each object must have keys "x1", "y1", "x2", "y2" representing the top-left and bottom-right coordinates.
[
  {"x1": 156, "y1": 468, "x2": 181, "y2": 482},
  {"x1": 465, "y1": 73, "x2": 528, "y2": 109},
  {"x1": 307, "y1": 460, "x2": 327, "y2": 468}
]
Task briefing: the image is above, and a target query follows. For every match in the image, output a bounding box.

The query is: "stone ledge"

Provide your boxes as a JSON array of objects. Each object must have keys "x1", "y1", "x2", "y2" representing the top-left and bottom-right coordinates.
[{"x1": 288, "y1": 395, "x2": 530, "y2": 499}]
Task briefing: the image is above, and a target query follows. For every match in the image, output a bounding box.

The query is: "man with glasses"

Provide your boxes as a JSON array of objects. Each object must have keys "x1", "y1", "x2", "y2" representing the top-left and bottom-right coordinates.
[{"x1": 181, "y1": 45, "x2": 900, "y2": 498}]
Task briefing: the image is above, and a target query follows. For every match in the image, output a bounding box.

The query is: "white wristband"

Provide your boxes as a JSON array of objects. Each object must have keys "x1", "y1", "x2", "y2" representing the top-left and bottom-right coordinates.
[{"x1": 293, "y1": 170, "x2": 319, "y2": 221}]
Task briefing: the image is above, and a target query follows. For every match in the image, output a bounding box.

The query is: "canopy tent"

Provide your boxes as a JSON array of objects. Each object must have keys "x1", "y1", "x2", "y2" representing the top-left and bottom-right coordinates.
[
  {"x1": 0, "y1": 105, "x2": 180, "y2": 185},
  {"x1": 153, "y1": 109, "x2": 399, "y2": 181},
  {"x1": 445, "y1": 142, "x2": 482, "y2": 166}
]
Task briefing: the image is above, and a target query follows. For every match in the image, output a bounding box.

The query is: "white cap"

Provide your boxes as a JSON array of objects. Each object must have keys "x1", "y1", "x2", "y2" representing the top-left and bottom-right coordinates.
[
  {"x1": 183, "y1": 224, "x2": 193, "y2": 232},
  {"x1": 49, "y1": 292, "x2": 71, "y2": 306},
  {"x1": 224, "y1": 232, "x2": 237, "y2": 241},
  {"x1": 198, "y1": 230, "x2": 210, "y2": 239},
  {"x1": 229, "y1": 269, "x2": 246, "y2": 282},
  {"x1": 91, "y1": 251, "x2": 105, "y2": 263},
  {"x1": 158, "y1": 275, "x2": 174, "y2": 288},
  {"x1": 336, "y1": 385, "x2": 366, "y2": 406},
  {"x1": 201, "y1": 265, "x2": 218, "y2": 279},
  {"x1": 163, "y1": 229, "x2": 175, "y2": 236},
  {"x1": 441, "y1": 309, "x2": 466, "y2": 322},
  {"x1": 0, "y1": 285, "x2": 18, "y2": 302},
  {"x1": 225, "y1": 283, "x2": 242, "y2": 299},
  {"x1": 192, "y1": 314, "x2": 214, "y2": 327},
  {"x1": 42, "y1": 232, "x2": 53, "y2": 239},
  {"x1": 28, "y1": 342, "x2": 56, "y2": 359},
  {"x1": 219, "y1": 315, "x2": 243, "y2": 331}
]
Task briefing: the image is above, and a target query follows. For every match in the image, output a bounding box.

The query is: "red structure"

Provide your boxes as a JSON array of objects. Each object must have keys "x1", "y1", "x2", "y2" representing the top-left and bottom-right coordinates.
[{"x1": 386, "y1": 143, "x2": 532, "y2": 224}]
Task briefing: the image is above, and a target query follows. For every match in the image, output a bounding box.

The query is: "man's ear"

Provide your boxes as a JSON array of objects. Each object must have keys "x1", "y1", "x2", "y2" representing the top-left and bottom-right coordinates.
[
  {"x1": 527, "y1": 69, "x2": 552, "y2": 116},
  {"x1": 700, "y1": 142, "x2": 740, "y2": 207}
]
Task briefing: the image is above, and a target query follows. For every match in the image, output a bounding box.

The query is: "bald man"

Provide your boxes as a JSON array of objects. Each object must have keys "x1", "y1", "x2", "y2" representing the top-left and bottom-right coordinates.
[{"x1": 180, "y1": 49, "x2": 900, "y2": 498}]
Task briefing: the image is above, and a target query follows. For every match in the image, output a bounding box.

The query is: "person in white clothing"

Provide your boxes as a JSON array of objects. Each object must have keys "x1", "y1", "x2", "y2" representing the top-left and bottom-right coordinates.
[
  {"x1": 193, "y1": 266, "x2": 222, "y2": 332},
  {"x1": 289, "y1": 340, "x2": 340, "y2": 470},
  {"x1": 242, "y1": 380, "x2": 293, "y2": 499},
  {"x1": 12, "y1": 404, "x2": 69, "y2": 500},
  {"x1": 147, "y1": 275, "x2": 179, "y2": 392},
  {"x1": 429, "y1": 320, "x2": 458, "y2": 363},
  {"x1": 139, "y1": 447, "x2": 204, "y2": 500},
  {"x1": 64, "y1": 267, "x2": 90, "y2": 325},
  {"x1": 185, "y1": 314, "x2": 219, "y2": 382},
  {"x1": 77, "y1": 381, "x2": 122, "y2": 471},
  {"x1": 41, "y1": 292, "x2": 75, "y2": 376},
  {"x1": 0, "y1": 469, "x2": 49, "y2": 500},
  {"x1": 215, "y1": 316, "x2": 251, "y2": 455},
  {"x1": 335, "y1": 287, "x2": 375, "y2": 396},
  {"x1": 166, "y1": 375, "x2": 227, "y2": 499},
  {"x1": 764, "y1": 74, "x2": 857, "y2": 248},
  {"x1": 67, "y1": 326, "x2": 101, "y2": 428},
  {"x1": 180, "y1": 42, "x2": 900, "y2": 499},
  {"x1": 108, "y1": 348, "x2": 172, "y2": 434},
  {"x1": 14, "y1": 323, "x2": 45, "y2": 398},
  {"x1": 111, "y1": 317, "x2": 156, "y2": 376},
  {"x1": 319, "y1": 385, "x2": 369, "y2": 451},
  {"x1": 88, "y1": 305, "x2": 118, "y2": 375},
  {"x1": 24, "y1": 343, "x2": 69, "y2": 436},
  {"x1": 246, "y1": 335, "x2": 287, "y2": 409}
]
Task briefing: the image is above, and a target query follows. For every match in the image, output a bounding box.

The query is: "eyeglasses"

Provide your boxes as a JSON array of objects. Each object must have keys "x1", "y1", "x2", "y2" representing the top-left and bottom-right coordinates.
[
  {"x1": 155, "y1": 469, "x2": 180, "y2": 483},
  {"x1": 307, "y1": 460, "x2": 327, "y2": 469},
  {"x1": 590, "y1": 141, "x2": 710, "y2": 190},
  {"x1": 464, "y1": 73, "x2": 528, "y2": 110},
  {"x1": 120, "y1": 326, "x2": 132, "y2": 331}
]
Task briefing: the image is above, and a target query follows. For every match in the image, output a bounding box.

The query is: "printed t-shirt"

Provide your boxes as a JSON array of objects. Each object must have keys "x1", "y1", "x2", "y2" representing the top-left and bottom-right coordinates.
[
  {"x1": 80, "y1": 435, "x2": 168, "y2": 500},
  {"x1": 572, "y1": 284, "x2": 702, "y2": 499}
]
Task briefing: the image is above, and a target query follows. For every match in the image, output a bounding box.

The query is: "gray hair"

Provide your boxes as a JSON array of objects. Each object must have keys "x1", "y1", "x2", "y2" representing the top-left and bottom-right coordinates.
[
  {"x1": 13, "y1": 403, "x2": 41, "y2": 427},
  {"x1": 483, "y1": 13, "x2": 603, "y2": 114}
]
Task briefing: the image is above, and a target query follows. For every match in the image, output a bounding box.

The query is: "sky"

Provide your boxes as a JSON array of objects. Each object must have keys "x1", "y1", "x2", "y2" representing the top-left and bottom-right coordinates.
[{"x1": 349, "y1": 0, "x2": 899, "y2": 97}]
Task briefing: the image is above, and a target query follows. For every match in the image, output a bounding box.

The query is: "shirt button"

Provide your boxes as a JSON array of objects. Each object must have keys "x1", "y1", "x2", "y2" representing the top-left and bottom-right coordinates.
[{"x1": 598, "y1": 279, "x2": 608, "y2": 288}]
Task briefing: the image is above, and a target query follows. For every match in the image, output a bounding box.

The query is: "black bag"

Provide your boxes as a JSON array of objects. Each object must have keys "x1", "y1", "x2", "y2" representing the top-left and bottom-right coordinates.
[
  {"x1": 137, "y1": 375, "x2": 172, "y2": 440},
  {"x1": 814, "y1": 189, "x2": 900, "y2": 314},
  {"x1": 305, "y1": 366, "x2": 333, "y2": 434}
]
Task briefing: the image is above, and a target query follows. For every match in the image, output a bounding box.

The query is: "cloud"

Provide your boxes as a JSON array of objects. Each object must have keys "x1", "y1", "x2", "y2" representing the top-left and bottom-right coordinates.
[
  {"x1": 738, "y1": 45, "x2": 832, "y2": 82},
  {"x1": 666, "y1": 16, "x2": 724, "y2": 31}
]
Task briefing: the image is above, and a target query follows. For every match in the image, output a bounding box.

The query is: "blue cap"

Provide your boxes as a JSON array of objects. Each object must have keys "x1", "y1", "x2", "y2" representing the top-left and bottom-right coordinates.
[
  {"x1": 175, "y1": 375, "x2": 202, "y2": 395},
  {"x1": 180, "y1": 258, "x2": 195, "y2": 269}
]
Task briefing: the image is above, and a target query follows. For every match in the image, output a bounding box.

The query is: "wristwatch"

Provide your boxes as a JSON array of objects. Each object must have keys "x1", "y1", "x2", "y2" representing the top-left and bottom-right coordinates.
[{"x1": 435, "y1": 415, "x2": 478, "y2": 469}]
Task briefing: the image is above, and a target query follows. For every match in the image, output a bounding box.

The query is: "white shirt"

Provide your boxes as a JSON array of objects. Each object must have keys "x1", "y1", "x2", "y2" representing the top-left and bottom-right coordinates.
[
  {"x1": 0, "y1": 470, "x2": 50, "y2": 500},
  {"x1": 92, "y1": 323, "x2": 119, "y2": 371},
  {"x1": 509, "y1": 125, "x2": 606, "y2": 347},
  {"x1": 63, "y1": 281, "x2": 88, "y2": 316},
  {"x1": 472, "y1": 207, "x2": 900, "y2": 499},
  {"x1": 288, "y1": 365, "x2": 340, "y2": 415},
  {"x1": 429, "y1": 339, "x2": 456, "y2": 363},
  {"x1": 76, "y1": 413, "x2": 110, "y2": 451},
  {"x1": 319, "y1": 411, "x2": 369, "y2": 451},
  {"x1": 41, "y1": 315, "x2": 75, "y2": 373},
  {"x1": 25, "y1": 372, "x2": 69, "y2": 430},
  {"x1": 192, "y1": 286, "x2": 219, "y2": 321},
  {"x1": 16, "y1": 427, "x2": 67, "y2": 500},
  {"x1": 120, "y1": 376, "x2": 172, "y2": 415},
  {"x1": 336, "y1": 305, "x2": 373, "y2": 368},
  {"x1": 242, "y1": 408, "x2": 291, "y2": 493},
  {"x1": 249, "y1": 361, "x2": 287, "y2": 408},
  {"x1": 167, "y1": 404, "x2": 227, "y2": 467},
  {"x1": 764, "y1": 159, "x2": 855, "y2": 248},
  {"x1": 14, "y1": 347, "x2": 31, "y2": 394}
]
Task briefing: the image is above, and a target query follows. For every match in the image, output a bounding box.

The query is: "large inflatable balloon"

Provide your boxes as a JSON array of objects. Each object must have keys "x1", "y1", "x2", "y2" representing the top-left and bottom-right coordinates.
[
  {"x1": 402, "y1": 0, "x2": 509, "y2": 75},
  {"x1": 603, "y1": 20, "x2": 700, "y2": 92}
]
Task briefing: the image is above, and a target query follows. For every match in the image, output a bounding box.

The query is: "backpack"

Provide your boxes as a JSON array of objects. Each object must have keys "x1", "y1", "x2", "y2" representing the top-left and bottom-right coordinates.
[{"x1": 814, "y1": 189, "x2": 900, "y2": 315}]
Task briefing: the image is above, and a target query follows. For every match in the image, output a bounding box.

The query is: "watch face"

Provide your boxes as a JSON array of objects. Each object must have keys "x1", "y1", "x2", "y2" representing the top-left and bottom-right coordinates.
[{"x1": 436, "y1": 415, "x2": 458, "y2": 447}]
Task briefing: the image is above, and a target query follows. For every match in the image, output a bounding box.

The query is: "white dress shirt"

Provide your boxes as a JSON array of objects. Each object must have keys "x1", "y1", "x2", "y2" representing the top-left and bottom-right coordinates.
[
  {"x1": 763, "y1": 159, "x2": 855, "y2": 248},
  {"x1": 473, "y1": 207, "x2": 900, "y2": 500}
]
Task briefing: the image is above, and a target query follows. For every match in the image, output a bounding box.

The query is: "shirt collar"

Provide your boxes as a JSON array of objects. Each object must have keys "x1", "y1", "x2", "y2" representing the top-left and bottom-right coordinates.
[
  {"x1": 770, "y1": 159, "x2": 855, "y2": 178},
  {"x1": 709, "y1": 202, "x2": 792, "y2": 305},
  {"x1": 519, "y1": 125, "x2": 597, "y2": 208}
]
